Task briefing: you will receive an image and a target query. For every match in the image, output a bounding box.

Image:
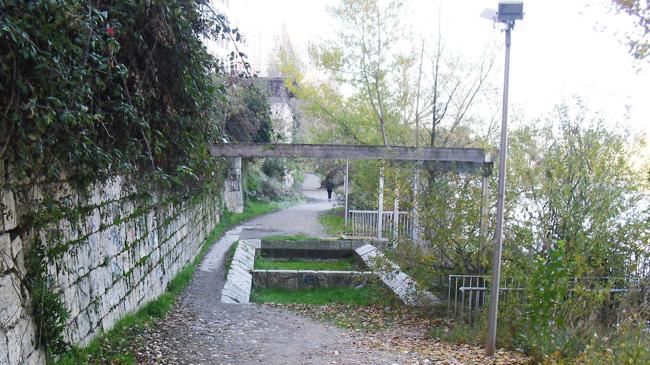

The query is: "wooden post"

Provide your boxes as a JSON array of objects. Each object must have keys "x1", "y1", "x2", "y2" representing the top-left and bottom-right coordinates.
[
  {"x1": 377, "y1": 163, "x2": 384, "y2": 240},
  {"x1": 344, "y1": 159, "x2": 349, "y2": 227}
]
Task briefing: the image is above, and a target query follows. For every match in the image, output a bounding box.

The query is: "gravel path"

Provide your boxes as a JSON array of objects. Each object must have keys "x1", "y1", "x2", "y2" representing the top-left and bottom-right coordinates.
[
  {"x1": 240, "y1": 173, "x2": 336, "y2": 239},
  {"x1": 136, "y1": 175, "x2": 408, "y2": 364}
]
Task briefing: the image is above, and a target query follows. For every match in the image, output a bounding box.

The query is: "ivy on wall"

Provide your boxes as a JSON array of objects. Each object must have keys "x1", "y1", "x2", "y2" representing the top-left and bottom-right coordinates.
[
  {"x1": 1, "y1": 0, "x2": 245, "y2": 193},
  {"x1": 0, "y1": 0, "x2": 276, "y2": 358}
]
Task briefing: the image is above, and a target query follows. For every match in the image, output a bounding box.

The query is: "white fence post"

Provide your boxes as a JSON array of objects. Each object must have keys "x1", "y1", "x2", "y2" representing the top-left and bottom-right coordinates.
[{"x1": 377, "y1": 165, "x2": 384, "y2": 240}]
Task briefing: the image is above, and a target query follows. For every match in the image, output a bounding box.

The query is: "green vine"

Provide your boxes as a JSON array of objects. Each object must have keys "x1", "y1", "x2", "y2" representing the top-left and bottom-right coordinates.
[
  {"x1": 0, "y1": 0, "x2": 241, "y2": 193},
  {"x1": 0, "y1": 0, "x2": 276, "y2": 358},
  {"x1": 25, "y1": 241, "x2": 71, "y2": 358}
]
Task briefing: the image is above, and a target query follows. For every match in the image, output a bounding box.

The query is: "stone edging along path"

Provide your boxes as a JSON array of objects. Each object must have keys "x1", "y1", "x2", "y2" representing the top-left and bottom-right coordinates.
[
  {"x1": 221, "y1": 239, "x2": 440, "y2": 306},
  {"x1": 355, "y1": 244, "x2": 440, "y2": 306},
  {"x1": 221, "y1": 239, "x2": 257, "y2": 303}
]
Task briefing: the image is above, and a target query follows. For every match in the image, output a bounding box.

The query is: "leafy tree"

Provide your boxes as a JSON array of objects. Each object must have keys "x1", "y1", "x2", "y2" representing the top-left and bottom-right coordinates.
[
  {"x1": 0, "y1": 0, "x2": 249, "y2": 193},
  {"x1": 308, "y1": 0, "x2": 411, "y2": 146},
  {"x1": 505, "y1": 102, "x2": 649, "y2": 278},
  {"x1": 612, "y1": 0, "x2": 650, "y2": 59},
  {"x1": 223, "y1": 79, "x2": 274, "y2": 143}
]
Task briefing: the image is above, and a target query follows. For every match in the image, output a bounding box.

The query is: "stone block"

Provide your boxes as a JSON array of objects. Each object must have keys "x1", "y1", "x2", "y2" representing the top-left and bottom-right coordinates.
[
  {"x1": 100, "y1": 177, "x2": 122, "y2": 202},
  {"x1": 0, "y1": 329, "x2": 8, "y2": 365},
  {"x1": 1, "y1": 189, "x2": 16, "y2": 232},
  {"x1": 0, "y1": 274, "x2": 22, "y2": 327},
  {"x1": 6, "y1": 318, "x2": 27, "y2": 364},
  {"x1": 0, "y1": 234, "x2": 12, "y2": 272},
  {"x1": 62, "y1": 285, "x2": 80, "y2": 320},
  {"x1": 19, "y1": 318, "x2": 38, "y2": 362},
  {"x1": 9, "y1": 235, "x2": 21, "y2": 260},
  {"x1": 23, "y1": 349, "x2": 45, "y2": 365},
  {"x1": 76, "y1": 276, "x2": 91, "y2": 312},
  {"x1": 355, "y1": 244, "x2": 376, "y2": 258},
  {"x1": 58, "y1": 218, "x2": 78, "y2": 242}
]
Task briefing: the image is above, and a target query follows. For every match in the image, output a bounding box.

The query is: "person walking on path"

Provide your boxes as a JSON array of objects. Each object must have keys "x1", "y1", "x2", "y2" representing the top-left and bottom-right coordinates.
[{"x1": 325, "y1": 176, "x2": 334, "y2": 201}]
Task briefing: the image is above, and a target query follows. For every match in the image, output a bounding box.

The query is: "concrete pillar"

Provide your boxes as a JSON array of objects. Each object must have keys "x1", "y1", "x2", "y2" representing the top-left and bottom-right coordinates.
[{"x1": 224, "y1": 157, "x2": 244, "y2": 213}]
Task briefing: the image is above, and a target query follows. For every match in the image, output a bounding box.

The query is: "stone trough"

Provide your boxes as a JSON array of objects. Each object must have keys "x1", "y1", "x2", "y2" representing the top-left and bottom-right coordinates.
[{"x1": 221, "y1": 238, "x2": 440, "y2": 306}]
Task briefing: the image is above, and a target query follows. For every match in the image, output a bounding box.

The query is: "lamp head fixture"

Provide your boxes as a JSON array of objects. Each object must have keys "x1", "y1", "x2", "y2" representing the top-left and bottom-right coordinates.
[{"x1": 481, "y1": 2, "x2": 524, "y2": 29}]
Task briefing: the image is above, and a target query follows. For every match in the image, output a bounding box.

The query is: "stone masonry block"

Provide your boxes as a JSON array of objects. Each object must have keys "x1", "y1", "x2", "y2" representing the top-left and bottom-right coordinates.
[
  {"x1": 0, "y1": 329, "x2": 9, "y2": 365},
  {"x1": 1, "y1": 189, "x2": 16, "y2": 232},
  {"x1": 0, "y1": 273, "x2": 22, "y2": 327},
  {"x1": 0, "y1": 234, "x2": 12, "y2": 272},
  {"x1": 6, "y1": 317, "x2": 28, "y2": 364}
]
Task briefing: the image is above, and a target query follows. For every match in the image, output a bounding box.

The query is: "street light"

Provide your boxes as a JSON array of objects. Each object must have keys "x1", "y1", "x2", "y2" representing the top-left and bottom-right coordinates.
[{"x1": 482, "y1": 1, "x2": 524, "y2": 357}]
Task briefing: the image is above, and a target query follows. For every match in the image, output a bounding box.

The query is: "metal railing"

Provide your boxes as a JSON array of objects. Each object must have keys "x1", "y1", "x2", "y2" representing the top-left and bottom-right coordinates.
[
  {"x1": 447, "y1": 274, "x2": 641, "y2": 323},
  {"x1": 347, "y1": 210, "x2": 412, "y2": 239},
  {"x1": 448, "y1": 275, "x2": 523, "y2": 323}
]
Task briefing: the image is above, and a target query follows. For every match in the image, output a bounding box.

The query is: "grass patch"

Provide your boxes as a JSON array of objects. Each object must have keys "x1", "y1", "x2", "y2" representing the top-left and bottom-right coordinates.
[
  {"x1": 251, "y1": 286, "x2": 390, "y2": 306},
  {"x1": 318, "y1": 208, "x2": 346, "y2": 236},
  {"x1": 57, "y1": 199, "x2": 288, "y2": 365},
  {"x1": 262, "y1": 234, "x2": 317, "y2": 241},
  {"x1": 223, "y1": 242, "x2": 239, "y2": 278},
  {"x1": 254, "y1": 256, "x2": 358, "y2": 271}
]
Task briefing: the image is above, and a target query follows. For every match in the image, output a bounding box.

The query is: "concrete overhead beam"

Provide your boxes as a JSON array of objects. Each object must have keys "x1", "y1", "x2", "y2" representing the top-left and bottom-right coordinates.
[{"x1": 209, "y1": 143, "x2": 492, "y2": 173}]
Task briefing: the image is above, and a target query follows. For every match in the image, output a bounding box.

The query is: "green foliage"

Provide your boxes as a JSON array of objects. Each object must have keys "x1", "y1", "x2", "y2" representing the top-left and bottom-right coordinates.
[
  {"x1": 224, "y1": 82, "x2": 274, "y2": 143},
  {"x1": 417, "y1": 171, "x2": 486, "y2": 275},
  {"x1": 223, "y1": 242, "x2": 239, "y2": 278},
  {"x1": 262, "y1": 234, "x2": 318, "y2": 241},
  {"x1": 506, "y1": 104, "x2": 649, "y2": 278},
  {"x1": 261, "y1": 158, "x2": 286, "y2": 178},
  {"x1": 384, "y1": 240, "x2": 442, "y2": 295},
  {"x1": 243, "y1": 160, "x2": 299, "y2": 202},
  {"x1": 250, "y1": 286, "x2": 393, "y2": 306},
  {"x1": 0, "y1": 0, "x2": 241, "y2": 192},
  {"x1": 518, "y1": 242, "x2": 576, "y2": 360},
  {"x1": 611, "y1": 0, "x2": 650, "y2": 59},
  {"x1": 254, "y1": 256, "x2": 358, "y2": 271},
  {"x1": 317, "y1": 208, "x2": 347, "y2": 236},
  {"x1": 25, "y1": 243, "x2": 70, "y2": 358},
  {"x1": 580, "y1": 319, "x2": 650, "y2": 365}
]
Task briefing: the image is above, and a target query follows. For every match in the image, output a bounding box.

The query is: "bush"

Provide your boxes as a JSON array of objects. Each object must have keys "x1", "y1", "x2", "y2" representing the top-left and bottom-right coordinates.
[
  {"x1": 0, "y1": 0, "x2": 244, "y2": 192},
  {"x1": 262, "y1": 158, "x2": 286, "y2": 178}
]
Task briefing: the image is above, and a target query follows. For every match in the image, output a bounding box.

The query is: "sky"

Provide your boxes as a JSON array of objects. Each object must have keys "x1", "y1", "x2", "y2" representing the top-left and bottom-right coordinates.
[{"x1": 227, "y1": 0, "x2": 650, "y2": 144}]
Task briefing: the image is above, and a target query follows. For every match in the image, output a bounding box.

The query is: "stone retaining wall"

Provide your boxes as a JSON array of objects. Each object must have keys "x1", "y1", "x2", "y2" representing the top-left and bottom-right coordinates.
[
  {"x1": 1, "y1": 169, "x2": 221, "y2": 364},
  {"x1": 252, "y1": 270, "x2": 376, "y2": 289},
  {"x1": 260, "y1": 239, "x2": 366, "y2": 259}
]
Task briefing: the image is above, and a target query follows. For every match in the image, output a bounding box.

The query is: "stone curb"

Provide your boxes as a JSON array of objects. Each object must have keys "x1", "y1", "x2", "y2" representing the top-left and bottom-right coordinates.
[
  {"x1": 220, "y1": 239, "x2": 258, "y2": 304},
  {"x1": 354, "y1": 244, "x2": 440, "y2": 307}
]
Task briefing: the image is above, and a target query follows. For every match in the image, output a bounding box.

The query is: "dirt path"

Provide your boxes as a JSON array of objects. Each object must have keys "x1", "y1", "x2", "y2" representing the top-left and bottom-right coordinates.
[
  {"x1": 240, "y1": 173, "x2": 336, "y2": 239},
  {"x1": 136, "y1": 175, "x2": 408, "y2": 364},
  {"x1": 135, "y1": 174, "x2": 528, "y2": 364}
]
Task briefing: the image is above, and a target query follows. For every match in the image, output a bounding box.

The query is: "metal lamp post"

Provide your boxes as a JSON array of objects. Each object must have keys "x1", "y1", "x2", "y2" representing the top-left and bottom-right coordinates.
[{"x1": 482, "y1": 1, "x2": 524, "y2": 356}]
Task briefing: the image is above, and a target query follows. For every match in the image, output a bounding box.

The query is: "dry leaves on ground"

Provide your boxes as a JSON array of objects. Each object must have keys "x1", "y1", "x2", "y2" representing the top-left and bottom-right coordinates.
[{"x1": 269, "y1": 303, "x2": 530, "y2": 365}]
